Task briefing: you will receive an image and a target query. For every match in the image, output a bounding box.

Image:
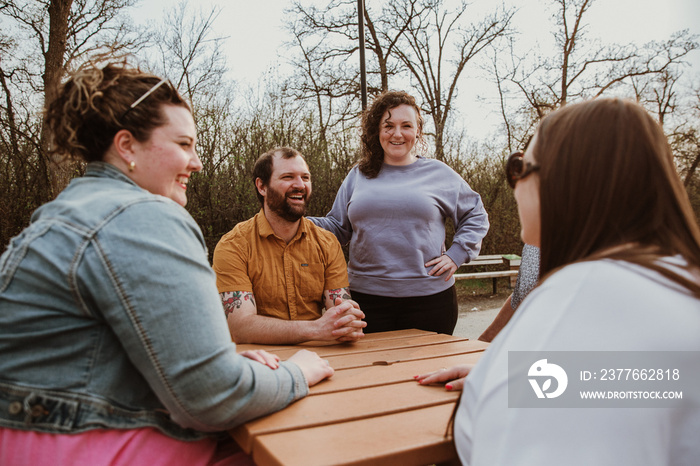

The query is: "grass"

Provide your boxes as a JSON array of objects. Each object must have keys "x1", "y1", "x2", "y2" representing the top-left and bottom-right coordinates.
[{"x1": 454, "y1": 278, "x2": 512, "y2": 300}]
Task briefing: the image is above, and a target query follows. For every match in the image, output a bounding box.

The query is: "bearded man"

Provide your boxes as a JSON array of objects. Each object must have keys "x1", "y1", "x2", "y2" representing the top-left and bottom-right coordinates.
[{"x1": 213, "y1": 147, "x2": 366, "y2": 344}]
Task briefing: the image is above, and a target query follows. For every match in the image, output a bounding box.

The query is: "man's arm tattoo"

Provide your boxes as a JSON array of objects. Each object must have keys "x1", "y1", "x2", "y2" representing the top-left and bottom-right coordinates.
[
  {"x1": 328, "y1": 287, "x2": 352, "y2": 302},
  {"x1": 220, "y1": 291, "x2": 255, "y2": 318}
]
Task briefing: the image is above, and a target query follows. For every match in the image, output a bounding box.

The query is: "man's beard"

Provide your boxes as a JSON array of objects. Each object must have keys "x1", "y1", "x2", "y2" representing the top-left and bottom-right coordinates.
[{"x1": 266, "y1": 185, "x2": 310, "y2": 222}]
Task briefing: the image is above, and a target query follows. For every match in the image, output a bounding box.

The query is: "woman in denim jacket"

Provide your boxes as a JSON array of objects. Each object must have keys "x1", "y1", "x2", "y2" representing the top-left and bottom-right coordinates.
[{"x1": 0, "y1": 61, "x2": 333, "y2": 465}]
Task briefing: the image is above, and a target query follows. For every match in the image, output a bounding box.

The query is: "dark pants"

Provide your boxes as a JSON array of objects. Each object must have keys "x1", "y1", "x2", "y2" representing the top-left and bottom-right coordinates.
[{"x1": 351, "y1": 285, "x2": 458, "y2": 335}]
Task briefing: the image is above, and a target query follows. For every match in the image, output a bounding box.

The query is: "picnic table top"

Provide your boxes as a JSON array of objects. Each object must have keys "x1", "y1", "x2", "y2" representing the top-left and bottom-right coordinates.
[{"x1": 231, "y1": 329, "x2": 489, "y2": 466}]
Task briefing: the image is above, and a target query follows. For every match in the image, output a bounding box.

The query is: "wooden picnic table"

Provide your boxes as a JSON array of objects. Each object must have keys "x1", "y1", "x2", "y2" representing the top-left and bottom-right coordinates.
[{"x1": 230, "y1": 329, "x2": 489, "y2": 466}]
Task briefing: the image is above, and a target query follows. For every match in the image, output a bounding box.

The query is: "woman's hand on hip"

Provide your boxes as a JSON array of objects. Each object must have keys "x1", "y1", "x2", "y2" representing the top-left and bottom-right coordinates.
[{"x1": 426, "y1": 254, "x2": 458, "y2": 281}]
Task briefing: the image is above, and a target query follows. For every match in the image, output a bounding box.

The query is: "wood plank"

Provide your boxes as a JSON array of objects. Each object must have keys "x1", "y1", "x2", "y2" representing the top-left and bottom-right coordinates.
[
  {"x1": 326, "y1": 339, "x2": 489, "y2": 370},
  {"x1": 309, "y1": 352, "x2": 484, "y2": 395},
  {"x1": 251, "y1": 403, "x2": 459, "y2": 466},
  {"x1": 238, "y1": 334, "x2": 468, "y2": 360},
  {"x1": 471, "y1": 254, "x2": 503, "y2": 260},
  {"x1": 234, "y1": 329, "x2": 437, "y2": 354},
  {"x1": 453, "y1": 270, "x2": 519, "y2": 280},
  {"x1": 231, "y1": 381, "x2": 459, "y2": 453},
  {"x1": 460, "y1": 259, "x2": 504, "y2": 267},
  {"x1": 356, "y1": 329, "x2": 437, "y2": 340}
]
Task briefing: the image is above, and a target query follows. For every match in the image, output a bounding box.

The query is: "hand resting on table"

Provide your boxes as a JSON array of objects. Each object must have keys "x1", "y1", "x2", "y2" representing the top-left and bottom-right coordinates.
[
  {"x1": 241, "y1": 348, "x2": 334, "y2": 387},
  {"x1": 415, "y1": 364, "x2": 474, "y2": 391}
]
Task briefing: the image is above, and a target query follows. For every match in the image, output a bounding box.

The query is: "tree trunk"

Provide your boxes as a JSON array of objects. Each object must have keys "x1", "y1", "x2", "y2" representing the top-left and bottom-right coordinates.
[
  {"x1": 684, "y1": 150, "x2": 700, "y2": 187},
  {"x1": 42, "y1": 0, "x2": 74, "y2": 198}
]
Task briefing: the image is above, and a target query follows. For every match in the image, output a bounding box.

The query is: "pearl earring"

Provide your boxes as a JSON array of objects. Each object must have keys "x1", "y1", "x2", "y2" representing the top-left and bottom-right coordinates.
[{"x1": 129, "y1": 161, "x2": 135, "y2": 172}]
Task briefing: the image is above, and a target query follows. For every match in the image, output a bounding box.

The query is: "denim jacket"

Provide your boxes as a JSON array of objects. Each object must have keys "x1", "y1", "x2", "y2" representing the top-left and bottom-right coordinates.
[{"x1": 0, "y1": 162, "x2": 308, "y2": 440}]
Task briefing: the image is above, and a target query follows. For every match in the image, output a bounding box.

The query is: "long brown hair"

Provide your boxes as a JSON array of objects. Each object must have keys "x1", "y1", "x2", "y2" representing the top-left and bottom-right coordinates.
[
  {"x1": 534, "y1": 98, "x2": 700, "y2": 296},
  {"x1": 358, "y1": 90, "x2": 425, "y2": 178},
  {"x1": 44, "y1": 60, "x2": 189, "y2": 163}
]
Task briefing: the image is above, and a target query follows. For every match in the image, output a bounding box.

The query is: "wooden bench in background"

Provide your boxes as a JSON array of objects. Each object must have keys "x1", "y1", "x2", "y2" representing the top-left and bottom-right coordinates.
[{"x1": 453, "y1": 254, "x2": 521, "y2": 294}]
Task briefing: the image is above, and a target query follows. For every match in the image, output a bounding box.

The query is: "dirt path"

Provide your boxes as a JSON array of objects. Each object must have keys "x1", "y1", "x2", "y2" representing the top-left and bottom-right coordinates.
[{"x1": 453, "y1": 293, "x2": 508, "y2": 339}]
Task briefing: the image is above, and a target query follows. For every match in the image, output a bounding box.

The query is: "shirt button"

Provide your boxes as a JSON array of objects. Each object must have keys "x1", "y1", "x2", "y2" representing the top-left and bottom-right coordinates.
[
  {"x1": 30, "y1": 404, "x2": 45, "y2": 418},
  {"x1": 8, "y1": 401, "x2": 22, "y2": 415}
]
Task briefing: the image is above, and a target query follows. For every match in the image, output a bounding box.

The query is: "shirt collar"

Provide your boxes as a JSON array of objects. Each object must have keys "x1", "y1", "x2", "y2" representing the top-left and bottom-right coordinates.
[{"x1": 255, "y1": 209, "x2": 308, "y2": 242}]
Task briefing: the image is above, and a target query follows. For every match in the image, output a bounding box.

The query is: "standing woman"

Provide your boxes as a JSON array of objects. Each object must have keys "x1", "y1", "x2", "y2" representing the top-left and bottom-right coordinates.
[
  {"x1": 453, "y1": 98, "x2": 700, "y2": 465},
  {"x1": 0, "y1": 61, "x2": 332, "y2": 465},
  {"x1": 310, "y1": 91, "x2": 489, "y2": 334}
]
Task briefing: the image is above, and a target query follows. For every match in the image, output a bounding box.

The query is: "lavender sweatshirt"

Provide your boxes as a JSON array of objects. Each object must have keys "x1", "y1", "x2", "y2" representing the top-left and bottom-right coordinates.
[{"x1": 309, "y1": 157, "x2": 489, "y2": 297}]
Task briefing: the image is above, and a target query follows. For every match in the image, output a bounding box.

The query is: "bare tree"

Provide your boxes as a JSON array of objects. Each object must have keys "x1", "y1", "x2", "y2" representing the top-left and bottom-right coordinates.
[
  {"x1": 667, "y1": 83, "x2": 700, "y2": 188},
  {"x1": 0, "y1": 0, "x2": 144, "y2": 251},
  {"x1": 144, "y1": 0, "x2": 243, "y2": 246},
  {"x1": 286, "y1": 0, "x2": 423, "y2": 97},
  {"x1": 485, "y1": 41, "x2": 540, "y2": 153},
  {"x1": 391, "y1": 0, "x2": 513, "y2": 161},
  {"x1": 481, "y1": 0, "x2": 700, "y2": 182},
  {"x1": 283, "y1": 0, "x2": 419, "y2": 146},
  {"x1": 502, "y1": 0, "x2": 697, "y2": 119},
  {"x1": 285, "y1": 23, "x2": 356, "y2": 141},
  {"x1": 631, "y1": 67, "x2": 682, "y2": 127},
  {"x1": 1, "y1": 0, "x2": 143, "y2": 196},
  {"x1": 0, "y1": 32, "x2": 48, "y2": 245},
  {"x1": 285, "y1": 0, "x2": 513, "y2": 162},
  {"x1": 150, "y1": 1, "x2": 226, "y2": 105}
]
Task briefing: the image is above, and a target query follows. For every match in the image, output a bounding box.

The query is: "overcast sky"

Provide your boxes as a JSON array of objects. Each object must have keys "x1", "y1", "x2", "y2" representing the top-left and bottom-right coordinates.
[{"x1": 133, "y1": 0, "x2": 700, "y2": 136}]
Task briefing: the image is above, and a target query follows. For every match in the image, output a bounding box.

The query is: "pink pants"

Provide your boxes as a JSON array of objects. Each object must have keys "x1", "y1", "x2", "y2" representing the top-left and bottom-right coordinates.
[{"x1": 0, "y1": 426, "x2": 255, "y2": 466}]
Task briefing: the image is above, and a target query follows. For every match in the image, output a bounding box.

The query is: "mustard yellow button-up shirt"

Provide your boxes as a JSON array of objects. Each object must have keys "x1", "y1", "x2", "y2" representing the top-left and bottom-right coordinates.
[{"x1": 213, "y1": 210, "x2": 349, "y2": 320}]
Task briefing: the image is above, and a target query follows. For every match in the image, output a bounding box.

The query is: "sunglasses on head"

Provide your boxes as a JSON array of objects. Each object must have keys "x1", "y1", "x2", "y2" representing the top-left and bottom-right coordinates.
[{"x1": 506, "y1": 151, "x2": 540, "y2": 188}]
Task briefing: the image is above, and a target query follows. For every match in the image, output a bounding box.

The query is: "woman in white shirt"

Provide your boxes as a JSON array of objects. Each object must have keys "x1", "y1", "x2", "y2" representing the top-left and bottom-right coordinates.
[{"x1": 419, "y1": 97, "x2": 700, "y2": 465}]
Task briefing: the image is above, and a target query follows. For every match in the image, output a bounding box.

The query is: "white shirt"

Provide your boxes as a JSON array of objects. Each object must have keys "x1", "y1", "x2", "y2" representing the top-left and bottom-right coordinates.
[{"x1": 455, "y1": 258, "x2": 700, "y2": 466}]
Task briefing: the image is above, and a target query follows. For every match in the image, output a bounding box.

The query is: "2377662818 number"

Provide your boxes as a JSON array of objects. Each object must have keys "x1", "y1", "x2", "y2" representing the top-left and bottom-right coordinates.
[{"x1": 599, "y1": 368, "x2": 680, "y2": 381}]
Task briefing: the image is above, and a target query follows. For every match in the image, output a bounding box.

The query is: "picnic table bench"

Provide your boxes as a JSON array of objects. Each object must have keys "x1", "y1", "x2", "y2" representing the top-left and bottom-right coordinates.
[{"x1": 453, "y1": 254, "x2": 521, "y2": 294}]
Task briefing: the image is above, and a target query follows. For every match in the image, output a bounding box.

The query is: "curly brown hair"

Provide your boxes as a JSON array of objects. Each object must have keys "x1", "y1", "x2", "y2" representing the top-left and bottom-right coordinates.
[
  {"x1": 358, "y1": 90, "x2": 425, "y2": 178},
  {"x1": 44, "y1": 60, "x2": 189, "y2": 163}
]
